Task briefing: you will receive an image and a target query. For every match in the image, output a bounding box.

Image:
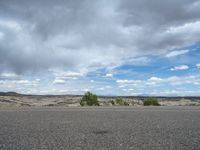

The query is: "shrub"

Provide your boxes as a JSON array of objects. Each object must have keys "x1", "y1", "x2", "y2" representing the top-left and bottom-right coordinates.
[
  {"x1": 110, "y1": 100, "x2": 115, "y2": 105},
  {"x1": 123, "y1": 101, "x2": 129, "y2": 106},
  {"x1": 143, "y1": 98, "x2": 160, "y2": 106},
  {"x1": 47, "y1": 104, "x2": 56, "y2": 107},
  {"x1": 80, "y1": 92, "x2": 99, "y2": 106},
  {"x1": 115, "y1": 98, "x2": 129, "y2": 106}
]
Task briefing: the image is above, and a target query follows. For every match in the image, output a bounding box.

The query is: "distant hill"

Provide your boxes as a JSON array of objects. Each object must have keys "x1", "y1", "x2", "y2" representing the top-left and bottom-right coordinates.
[{"x1": 0, "y1": 92, "x2": 22, "y2": 96}]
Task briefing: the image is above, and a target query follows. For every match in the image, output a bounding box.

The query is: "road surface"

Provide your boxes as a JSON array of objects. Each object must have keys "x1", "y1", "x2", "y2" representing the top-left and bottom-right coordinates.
[{"x1": 0, "y1": 107, "x2": 200, "y2": 150}]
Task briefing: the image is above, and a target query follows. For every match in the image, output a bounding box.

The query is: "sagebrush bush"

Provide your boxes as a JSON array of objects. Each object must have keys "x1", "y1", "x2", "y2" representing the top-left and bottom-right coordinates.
[
  {"x1": 114, "y1": 98, "x2": 129, "y2": 106},
  {"x1": 110, "y1": 100, "x2": 115, "y2": 105},
  {"x1": 80, "y1": 92, "x2": 99, "y2": 106},
  {"x1": 123, "y1": 101, "x2": 129, "y2": 106},
  {"x1": 143, "y1": 98, "x2": 160, "y2": 106}
]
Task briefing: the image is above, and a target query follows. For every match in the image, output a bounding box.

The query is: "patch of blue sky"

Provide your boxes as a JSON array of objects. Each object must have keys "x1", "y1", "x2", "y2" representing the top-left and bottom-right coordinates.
[{"x1": 113, "y1": 43, "x2": 200, "y2": 81}]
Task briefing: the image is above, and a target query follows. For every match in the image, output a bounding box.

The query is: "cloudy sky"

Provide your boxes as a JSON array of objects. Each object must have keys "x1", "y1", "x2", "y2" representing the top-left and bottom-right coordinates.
[{"x1": 0, "y1": 0, "x2": 200, "y2": 96}]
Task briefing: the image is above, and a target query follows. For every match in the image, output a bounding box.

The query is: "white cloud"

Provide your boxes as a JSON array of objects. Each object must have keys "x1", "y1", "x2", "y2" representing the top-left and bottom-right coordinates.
[
  {"x1": 83, "y1": 89, "x2": 90, "y2": 92},
  {"x1": 116, "y1": 80, "x2": 142, "y2": 85},
  {"x1": 196, "y1": 64, "x2": 200, "y2": 69},
  {"x1": 166, "y1": 49, "x2": 189, "y2": 58},
  {"x1": 52, "y1": 70, "x2": 84, "y2": 83},
  {"x1": 97, "y1": 87, "x2": 105, "y2": 91},
  {"x1": 105, "y1": 73, "x2": 113, "y2": 77},
  {"x1": 147, "y1": 77, "x2": 163, "y2": 85},
  {"x1": 0, "y1": 79, "x2": 40, "y2": 86},
  {"x1": 117, "y1": 77, "x2": 163, "y2": 86},
  {"x1": 16, "y1": 80, "x2": 30, "y2": 84},
  {"x1": 148, "y1": 77, "x2": 163, "y2": 82},
  {"x1": 116, "y1": 75, "x2": 200, "y2": 88},
  {"x1": 0, "y1": 19, "x2": 22, "y2": 31},
  {"x1": 0, "y1": 72, "x2": 18, "y2": 78},
  {"x1": 53, "y1": 79, "x2": 66, "y2": 84},
  {"x1": 170, "y1": 65, "x2": 189, "y2": 71},
  {"x1": 58, "y1": 72, "x2": 83, "y2": 80}
]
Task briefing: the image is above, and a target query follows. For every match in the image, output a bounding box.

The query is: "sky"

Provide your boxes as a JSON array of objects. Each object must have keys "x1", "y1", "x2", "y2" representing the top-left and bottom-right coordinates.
[{"x1": 0, "y1": 0, "x2": 200, "y2": 96}]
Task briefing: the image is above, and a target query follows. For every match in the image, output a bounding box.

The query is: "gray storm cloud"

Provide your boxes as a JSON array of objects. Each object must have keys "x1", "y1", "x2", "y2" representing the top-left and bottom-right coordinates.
[{"x1": 0, "y1": 0, "x2": 200, "y2": 74}]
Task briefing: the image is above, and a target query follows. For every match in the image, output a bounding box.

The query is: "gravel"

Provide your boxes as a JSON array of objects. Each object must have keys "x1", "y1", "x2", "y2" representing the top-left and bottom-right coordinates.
[{"x1": 0, "y1": 106, "x2": 200, "y2": 150}]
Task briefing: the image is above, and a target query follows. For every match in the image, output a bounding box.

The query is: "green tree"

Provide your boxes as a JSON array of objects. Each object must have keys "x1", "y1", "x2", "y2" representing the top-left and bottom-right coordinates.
[{"x1": 80, "y1": 92, "x2": 99, "y2": 106}]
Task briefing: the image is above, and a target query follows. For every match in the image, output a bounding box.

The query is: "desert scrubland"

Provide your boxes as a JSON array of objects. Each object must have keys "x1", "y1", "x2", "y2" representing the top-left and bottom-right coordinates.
[{"x1": 0, "y1": 93, "x2": 200, "y2": 107}]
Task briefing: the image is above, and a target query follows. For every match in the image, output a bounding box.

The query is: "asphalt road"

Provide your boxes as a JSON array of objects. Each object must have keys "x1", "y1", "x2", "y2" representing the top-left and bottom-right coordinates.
[{"x1": 0, "y1": 107, "x2": 200, "y2": 150}]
